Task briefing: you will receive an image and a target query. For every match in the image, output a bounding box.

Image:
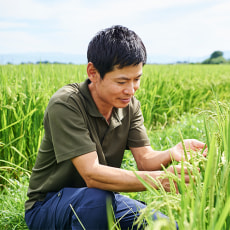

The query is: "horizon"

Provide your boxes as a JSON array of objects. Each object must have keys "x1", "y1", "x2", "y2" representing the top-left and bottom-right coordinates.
[
  {"x1": 1, "y1": 0, "x2": 230, "y2": 63},
  {"x1": 1, "y1": 50, "x2": 230, "y2": 65}
]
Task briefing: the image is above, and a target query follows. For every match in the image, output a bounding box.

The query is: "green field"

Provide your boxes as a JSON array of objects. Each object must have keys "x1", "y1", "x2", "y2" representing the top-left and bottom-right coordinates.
[{"x1": 0, "y1": 64, "x2": 230, "y2": 229}]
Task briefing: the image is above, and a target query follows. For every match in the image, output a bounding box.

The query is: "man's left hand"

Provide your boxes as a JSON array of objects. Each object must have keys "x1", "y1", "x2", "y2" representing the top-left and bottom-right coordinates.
[{"x1": 170, "y1": 139, "x2": 207, "y2": 162}]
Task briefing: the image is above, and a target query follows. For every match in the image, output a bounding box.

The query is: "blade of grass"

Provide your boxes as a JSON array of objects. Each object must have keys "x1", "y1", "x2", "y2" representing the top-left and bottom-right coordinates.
[
  {"x1": 69, "y1": 204, "x2": 86, "y2": 230},
  {"x1": 214, "y1": 197, "x2": 230, "y2": 230},
  {"x1": 0, "y1": 109, "x2": 36, "y2": 132},
  {"x1": 199, "y1": 136, "x2": 216, "y2": 229}
]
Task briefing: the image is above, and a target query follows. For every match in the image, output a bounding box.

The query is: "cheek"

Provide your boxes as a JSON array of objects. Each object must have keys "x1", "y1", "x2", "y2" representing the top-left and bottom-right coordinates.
[
  {"x1": 134, "y1": 83, "x2": 140, "y2": 92},
  {"x1": 110, "y1": 85, "x2": 124, "y2": 94}
]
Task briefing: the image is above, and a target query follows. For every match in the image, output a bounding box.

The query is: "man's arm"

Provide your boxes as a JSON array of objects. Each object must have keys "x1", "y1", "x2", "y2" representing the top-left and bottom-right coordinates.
[
  {"x1": 71, "y1": 139, "x2": 206, "y2": 193},
  {"x1": 71, "y1": 150, "x2": 192, "y2": 193},
  {"x1": 130, "y1": 139, "x2": 208, "y2": 171},
  {"x1": 130, "y1": 145, "x2": 172, "y2": 171},
  {"x1": 71, "y1": 151, "x2": 167, "y2": 192}
]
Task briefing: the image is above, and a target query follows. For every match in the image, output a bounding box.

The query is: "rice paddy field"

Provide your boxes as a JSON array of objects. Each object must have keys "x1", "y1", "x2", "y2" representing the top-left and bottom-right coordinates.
[{"x1": 0, "y1": 63, "x2": 230, "y2": 229}]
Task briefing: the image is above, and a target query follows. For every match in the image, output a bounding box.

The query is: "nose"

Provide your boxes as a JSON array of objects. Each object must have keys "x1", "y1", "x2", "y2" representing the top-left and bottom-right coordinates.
[{"x1": 123, "y1": 83, "x2": 136, "y2": 95}]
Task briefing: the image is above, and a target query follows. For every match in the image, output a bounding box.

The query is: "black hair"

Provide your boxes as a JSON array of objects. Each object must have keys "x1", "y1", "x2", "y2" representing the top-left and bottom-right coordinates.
[{"x1": 87, "y1": 25, "x2": 147, "y2": 79}]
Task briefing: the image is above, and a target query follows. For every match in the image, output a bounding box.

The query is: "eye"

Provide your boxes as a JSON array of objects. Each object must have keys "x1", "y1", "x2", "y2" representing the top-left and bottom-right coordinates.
[{"x1": 117, "y1": 82, "x2": 126, "y2": 85}]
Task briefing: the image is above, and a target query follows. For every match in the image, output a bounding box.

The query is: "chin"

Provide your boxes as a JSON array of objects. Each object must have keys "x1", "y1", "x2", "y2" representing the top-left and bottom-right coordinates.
[{"x1": 115, "y1": 103, "x2": 130, "y2": 109}]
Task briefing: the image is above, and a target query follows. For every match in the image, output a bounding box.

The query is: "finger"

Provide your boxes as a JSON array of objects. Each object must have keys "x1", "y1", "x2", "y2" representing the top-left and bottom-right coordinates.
[
  {"x1": 163, "y1": 179, "x2": 180, "y2": 194},
  {"x1": 170, "y1": 164, "x2": 189, "y2": 174},
  {"x1": 183, "y1": 174, "x2": 192, "y2": 183},
  {"x1": 185, "y1": 139, "x2": 206, "y2": 151},
  {"x1": 174, "y1": 181, "x2": 179, "y2": 194},
  {"x1": 179, "y1": 173, "x2": 196, "y2": 184},
  {"x1": 202, "y1": 147, "x2": 208, "y2": 157},
  {"x1": 175, "y1": 164, "x2": 200, "y2": 177},
  {"x1": 194, "y1": 141, "x2": 208, "y2": 152}
]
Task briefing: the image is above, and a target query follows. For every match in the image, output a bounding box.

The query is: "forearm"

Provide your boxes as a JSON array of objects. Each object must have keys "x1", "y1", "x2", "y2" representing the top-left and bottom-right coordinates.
[
  {"x1": 140, "y1": 149, "x2": 173, "y2": 171},
  {"x1": 131, "y1": 146, "x2": 174, "y2": 171},
  {"x1": 85, "y1": 164, "x2": 163, "y2": 192},
  {"x1": 132, "y1": 139, "x2": 208, "y2": 171},
  {"x1": 71, "y1": 152, "x2": 163, "y2": 192}
]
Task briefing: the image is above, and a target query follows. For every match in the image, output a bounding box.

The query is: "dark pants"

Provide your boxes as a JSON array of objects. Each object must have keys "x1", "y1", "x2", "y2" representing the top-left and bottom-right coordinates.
[{"x1": 25, "y1": 187, "x2": 176, "y2": 229}]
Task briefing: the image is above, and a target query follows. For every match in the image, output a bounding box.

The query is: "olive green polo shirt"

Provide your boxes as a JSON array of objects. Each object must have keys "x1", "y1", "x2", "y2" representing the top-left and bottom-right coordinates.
[{"x1": 25, "y1": 79, "x2": 150, "y2": 210}]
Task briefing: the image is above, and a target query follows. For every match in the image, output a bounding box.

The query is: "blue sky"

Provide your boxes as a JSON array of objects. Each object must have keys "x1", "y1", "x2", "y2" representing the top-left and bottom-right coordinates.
[{"x1": 0, "y1": 0, "x2": 230, "y2": 60}]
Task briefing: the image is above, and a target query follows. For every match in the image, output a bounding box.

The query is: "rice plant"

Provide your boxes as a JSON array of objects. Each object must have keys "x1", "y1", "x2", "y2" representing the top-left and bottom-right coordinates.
[
  {"x1": 133, "y1": 102, "x2": 230, "y2": 230},
  {"x1": 1, "y1": 63, "x2": 230, "y2": 229},
  {"x1": 0, "y1": 64, "x2": 86, "y2": 182},
  {"x1": 0, "y1": 176, "x2": 29, "y2": 229}
]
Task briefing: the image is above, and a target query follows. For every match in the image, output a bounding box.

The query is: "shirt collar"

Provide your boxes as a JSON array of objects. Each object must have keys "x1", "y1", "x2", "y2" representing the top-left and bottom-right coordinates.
[{"x1": 78, "y1": 79, "x2": 126, "y2": 125}]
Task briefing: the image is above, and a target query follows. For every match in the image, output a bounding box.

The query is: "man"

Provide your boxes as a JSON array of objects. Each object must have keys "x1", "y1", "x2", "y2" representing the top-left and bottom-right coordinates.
[{"x1": 25, "y1": 25, "x2": 207, "y2": 229}]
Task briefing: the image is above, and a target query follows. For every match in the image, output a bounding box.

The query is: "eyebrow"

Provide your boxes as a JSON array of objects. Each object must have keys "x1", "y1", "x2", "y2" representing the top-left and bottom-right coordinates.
[{"x1": 116, "y1": 74, "x2": 142, "y2": 80}]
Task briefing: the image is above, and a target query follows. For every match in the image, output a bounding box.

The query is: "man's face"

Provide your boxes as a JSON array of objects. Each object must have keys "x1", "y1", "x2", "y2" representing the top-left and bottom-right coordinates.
[{"x1": 93, "y1": 63, "x2": 143, "y2": 110}]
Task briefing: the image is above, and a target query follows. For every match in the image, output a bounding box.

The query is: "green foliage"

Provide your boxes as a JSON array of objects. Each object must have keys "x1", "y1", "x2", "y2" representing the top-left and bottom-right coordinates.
[
  {"x1": 210, "y1": 50, "x2": 223, "y2": 59},
  {"x1": 1, "y1": 64, "x2": 230, "y2": 229},
  {"x1": 202, "y1": 56, "x2": 226, "y2": 64},
  {"x1": 0, "y1": 176, "x2": 29, "y2": 229},
  {"x1": 131, "y1": 102, "x2": 230, "y2": 230},
  {"x1": 202, "y1": 50, "x2": 227, "y2": 64},
  {"x1": 0, "y1": 64, "x2": 86, "y2": 182},
  {"x1": 137, "y1": 64, "x2": 230, "y2": 128}
]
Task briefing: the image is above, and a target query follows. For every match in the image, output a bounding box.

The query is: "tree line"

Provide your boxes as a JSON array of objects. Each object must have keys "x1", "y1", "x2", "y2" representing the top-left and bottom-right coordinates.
[{"x1": 202, "y1": 51, "x2": 230, "y2": 64}]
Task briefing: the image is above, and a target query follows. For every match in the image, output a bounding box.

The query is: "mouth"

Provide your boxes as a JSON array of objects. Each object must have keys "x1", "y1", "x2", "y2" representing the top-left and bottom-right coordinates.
[{"x1": 120, "y1": 98, "x2": 131, "y2": 103}]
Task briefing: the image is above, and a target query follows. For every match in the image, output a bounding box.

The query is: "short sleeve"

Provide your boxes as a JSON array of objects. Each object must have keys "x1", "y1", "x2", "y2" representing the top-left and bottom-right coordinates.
[
  {"x1": 47, "y1": 100, "x2": 96, "y2": 163},
  {"x1": 127, "y1": 100, "x2": 150, "y2": 148}
]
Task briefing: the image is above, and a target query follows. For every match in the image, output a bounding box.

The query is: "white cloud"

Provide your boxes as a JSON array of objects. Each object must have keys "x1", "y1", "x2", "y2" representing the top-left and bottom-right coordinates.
[
  {"x1": 0, "y1": 22, "x2": 28, "y2": 29},
  {"x1": 0, "y1": 31, "x2": 57, "y2": 53},
  {"x1": 0, "y1": 0, "x2": 49, "y2": 20},
  {"x1": 138, "y1": 1, "x2": 230, "y2": 57},
  {"x1": 0, "y1": 0, "x2": 229, "y2": 57}
]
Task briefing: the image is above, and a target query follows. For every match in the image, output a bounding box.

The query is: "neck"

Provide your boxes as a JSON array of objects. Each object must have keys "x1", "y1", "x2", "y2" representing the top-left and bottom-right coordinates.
[
  {"x1": 104, "y1": 110, "x2": 113, "y2": 124},
  {"x1": 88, "y1": 82, "x2": 113, "y2": 123}
]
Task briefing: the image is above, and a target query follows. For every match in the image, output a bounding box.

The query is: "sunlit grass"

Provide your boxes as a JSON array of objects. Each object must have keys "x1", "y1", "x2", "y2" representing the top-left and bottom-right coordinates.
[
  {"x1": 0, "y1": 176, "x2": 29, "y2": 230},
  {"x1": 125, "y1": 102, "x2": 230, "y2": 230},
  {"x1": 1, "y1": 63, "x2": 230, "y2": 229}
]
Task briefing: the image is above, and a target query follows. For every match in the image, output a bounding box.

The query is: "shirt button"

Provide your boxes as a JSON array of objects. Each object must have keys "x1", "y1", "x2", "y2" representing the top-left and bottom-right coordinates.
[{"x1": 58, "y1": 192, "x2": 61, "y2": 197}]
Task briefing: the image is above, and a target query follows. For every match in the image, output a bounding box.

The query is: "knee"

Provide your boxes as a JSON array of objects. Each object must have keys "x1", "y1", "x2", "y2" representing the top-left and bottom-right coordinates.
[
  {"x1": 70, "y1": 189, "x2": 115, "y2": 229},
  {"x1": 82, "y1": 188, "x2": 114, "y2": 207}
]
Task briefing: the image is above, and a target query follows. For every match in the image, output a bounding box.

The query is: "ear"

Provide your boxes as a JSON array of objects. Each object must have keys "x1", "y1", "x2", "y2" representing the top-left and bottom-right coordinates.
[{"x1": 87, "y1": 62, "x2": 100, "y2": 83}]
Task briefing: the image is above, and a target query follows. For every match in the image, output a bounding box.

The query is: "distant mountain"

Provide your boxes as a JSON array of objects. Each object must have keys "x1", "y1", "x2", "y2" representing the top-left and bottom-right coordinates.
[
  {"x1": 0, "y1": 53, "x2": 87, "y2": 65},
  {"x1": 148, "y1": 51, "x2": 230, "y2": 64},
  {"x1": 0, "y1": 51, "x2": 229, "y2": 65},
  {"x1": 147, "y1": 54, "x2": 208, "y2": 64}
]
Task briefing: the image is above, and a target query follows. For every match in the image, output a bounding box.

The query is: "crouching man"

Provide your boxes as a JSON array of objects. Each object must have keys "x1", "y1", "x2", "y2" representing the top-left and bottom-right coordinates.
[{"x1": 25, "y1": 25, "x2": 207, "y2": 230}]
